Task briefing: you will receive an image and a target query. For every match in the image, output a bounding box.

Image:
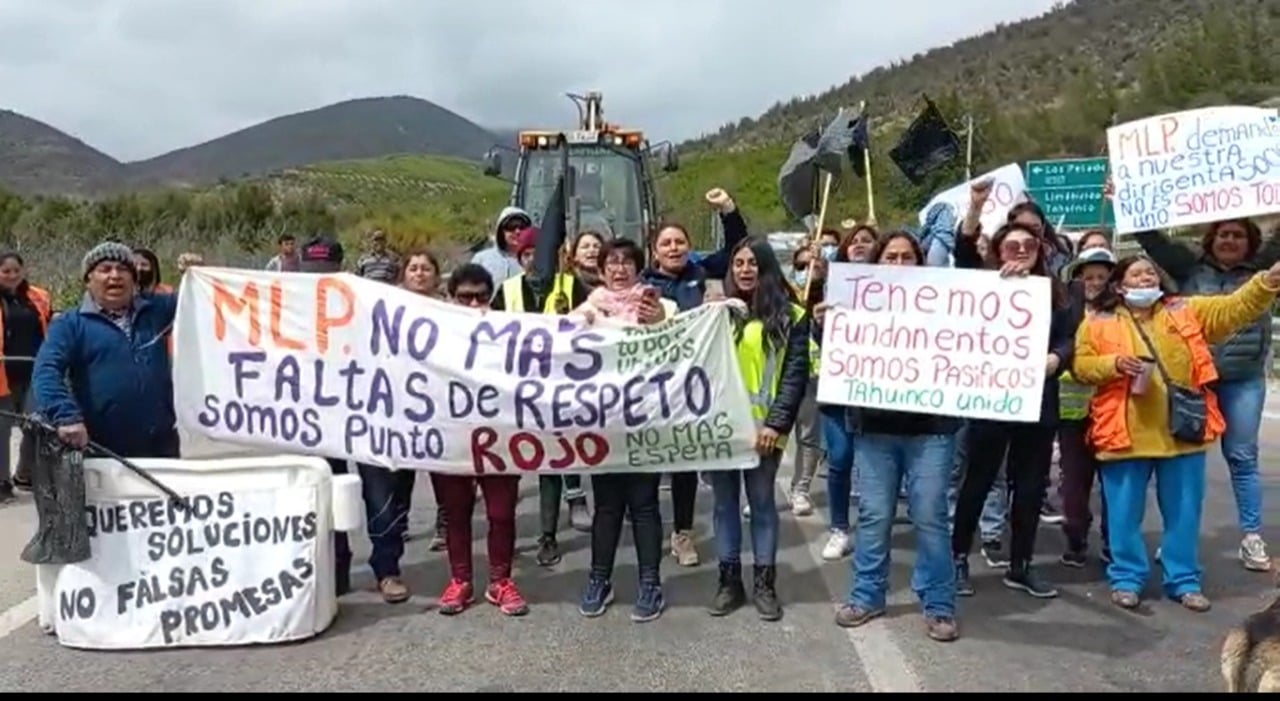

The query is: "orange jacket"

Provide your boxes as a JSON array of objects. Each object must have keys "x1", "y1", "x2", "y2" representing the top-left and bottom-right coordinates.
[
  {"x1": 0, "y1": 285, "x2": 52, "y2": 397},
  {"x1": 1082, "y1": 299, "x2": 1224, "y2": 455}
]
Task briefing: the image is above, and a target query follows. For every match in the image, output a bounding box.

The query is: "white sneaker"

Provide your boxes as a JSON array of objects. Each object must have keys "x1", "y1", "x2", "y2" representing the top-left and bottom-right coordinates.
[
  {"x1": 1241, "y1": 534, "x2": 1272, "y2": 572},
  {"x1": 821, "y1": 530, "x2": 852, "y2": 561},
  {"x1": 742, "y1": 503, "x2": 751, "y2": 518},
  {"x1": 791, "y1": 492, "x2": 814, "y2": 517}
]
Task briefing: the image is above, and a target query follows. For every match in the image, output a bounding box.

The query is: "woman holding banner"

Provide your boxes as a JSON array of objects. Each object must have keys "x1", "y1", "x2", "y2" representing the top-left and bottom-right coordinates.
[
  {"x1": 575, "y1": 238, "x2": 677, "y2": 622},
  {"x1": 950, "y1": 179, "x2": 1076, "y2": 601},
  {"x1": 1072, "y1": 255, "x2": 1280, "y2": 611},
  {"x1": 707, "y1": 238, "x2": 810, "y2": 622},
  {"x1": 823, "y1": 231, "x2": 963, "y2": 642},
  {"x1": 640, "y1": 187, "x2": 748, "y2": 569},
  {"x1": 357, "y1": 249, "x2": 443, "y2": 604},
  {"x1": 433, "y1": 263, "x2": 529, "y2": 617}
]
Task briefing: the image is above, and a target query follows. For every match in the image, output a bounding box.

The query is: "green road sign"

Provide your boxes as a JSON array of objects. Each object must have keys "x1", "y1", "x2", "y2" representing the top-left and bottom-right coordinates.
[{"x1": 1024, "y1": 157, "x2": 1114, "y2": 230}]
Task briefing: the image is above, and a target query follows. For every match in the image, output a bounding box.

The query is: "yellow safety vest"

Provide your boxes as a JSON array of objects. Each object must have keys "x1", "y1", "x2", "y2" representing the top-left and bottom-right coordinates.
[
  {"x1": 1058, "y1": 370, "x2": 1093, "y2": 422},
  {"x1": 501, "y1": 273, "x2": 577, "y2": 314},
  {"x1": 736, "y1": 304, "x2": 808, "y2": 448}
]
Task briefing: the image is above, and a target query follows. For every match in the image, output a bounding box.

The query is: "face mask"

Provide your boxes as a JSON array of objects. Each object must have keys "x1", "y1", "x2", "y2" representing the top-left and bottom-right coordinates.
[
  {"x1": 1123, "y1": 287, "x2": 1163, "y2": 308},
  {"x1": 793, "y1": 270, "x2": 809, "y2": 288},
  {"x1": 820, "y1": 244, "x2": 838, "y2": 261},
  {"x1": 138, "y1": 270, "x2": 155, "y2": 289}
]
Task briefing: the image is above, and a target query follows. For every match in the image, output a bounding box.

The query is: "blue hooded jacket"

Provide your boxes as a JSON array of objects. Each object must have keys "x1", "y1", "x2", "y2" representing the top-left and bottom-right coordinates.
[
  {"x1": 33, "y1": 292, "x2": 178, "y2": 457},
  {"x1": 642, "y1": 209, "x2": 749, "y2": 311}
]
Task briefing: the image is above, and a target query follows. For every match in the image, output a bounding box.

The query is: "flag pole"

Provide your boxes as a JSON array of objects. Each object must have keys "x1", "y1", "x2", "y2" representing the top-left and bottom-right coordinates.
[
  {"x1": 1098, "y1": 112, "x2": 1117, "y2": 230},
  {"x1": 964, "y1": 114, "x2": 974, "y2": 181},
  {"x1": 863, "y1": 147, "x2": 875, "y2": 224},
  {"x1": 801, "y1": 171, "x2": 835, "y2": 303}
]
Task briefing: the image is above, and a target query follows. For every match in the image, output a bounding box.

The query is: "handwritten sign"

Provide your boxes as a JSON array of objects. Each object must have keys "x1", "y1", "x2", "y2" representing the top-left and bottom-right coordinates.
[
  {"x1": 1107, "y1": 106, "x2": 1280, "y2": 234},
  {"x1": 818, "y1": 263, "x2": 1050, "y2": 422},
  {"x1": 173, "y1": 269, "x2": 759, "y2": 476},
  {"x1": 54, "y1": 486, "x2": 319, "y2": 648},
  {"x1": 918, "y1": 163, "x2": 1028, "y2": 235}
]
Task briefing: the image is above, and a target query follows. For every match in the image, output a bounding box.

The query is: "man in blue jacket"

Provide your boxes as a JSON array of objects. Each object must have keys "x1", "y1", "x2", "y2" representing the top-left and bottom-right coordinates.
[{"x1": 33, "y1": 241, "x2": 178, "y2": 458}]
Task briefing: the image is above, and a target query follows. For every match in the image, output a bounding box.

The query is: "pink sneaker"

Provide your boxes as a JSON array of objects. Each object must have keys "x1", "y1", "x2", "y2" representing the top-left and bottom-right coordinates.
[
  {"x1": 485, "y1": 579, "x2": 529, "y2": 616},
  {"x1": 437, "y1": 579, "x2": 474, "y2": 616}
]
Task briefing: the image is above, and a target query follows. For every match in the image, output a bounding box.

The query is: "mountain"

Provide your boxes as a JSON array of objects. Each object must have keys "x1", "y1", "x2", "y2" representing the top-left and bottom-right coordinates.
[
  {"x1": 684, "y1": 0, "x2": 1263, "y2": 152},
  {"x1": 0, "y1": 95, "x2": 504, "y2": 196},
  {"x1": 657, "y1": 0, "x2": 1280, "y2": 233},
  {"x1": 126, "y1": 95, "x2": 501, "y2": 188},
  {"x1": 0, "y1": 110, "x2": 125, "y2": 196}
]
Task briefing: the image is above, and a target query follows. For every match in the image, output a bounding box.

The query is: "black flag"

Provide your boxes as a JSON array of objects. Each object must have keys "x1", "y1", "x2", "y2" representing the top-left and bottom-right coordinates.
[
  {"x1": 529, "y1": 169, "x2": 570, "y2": 312},
  {"x1": 777, "y1": 106, "x2": 868, "y2": 228},
  {"x1": 889, "y1": 96, "x2": 961, "y2": 185}
]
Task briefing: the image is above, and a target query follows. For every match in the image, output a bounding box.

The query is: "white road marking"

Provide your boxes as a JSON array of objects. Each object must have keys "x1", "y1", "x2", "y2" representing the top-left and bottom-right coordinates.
[
  {"x1": 779, "y1": 475, "x2": 925, "y2": 693},
  {"x1": 0, "y1": 595, "x2": 38, "y2": 640}
]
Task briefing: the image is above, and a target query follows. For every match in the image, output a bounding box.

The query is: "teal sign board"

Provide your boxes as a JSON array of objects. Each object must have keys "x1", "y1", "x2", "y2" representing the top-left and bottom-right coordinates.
[{"x1": 1024, "y1": 158, "x2": 1114, "y2": 230}]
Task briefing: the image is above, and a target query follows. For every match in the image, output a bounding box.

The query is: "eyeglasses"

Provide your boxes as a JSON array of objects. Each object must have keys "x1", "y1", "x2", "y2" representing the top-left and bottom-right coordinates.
[
  {"x1": 453, "y1": 291, "x2": 489, "y2": 305},
  {"x1": 1000, "y1": 240, "x2": 1040, "y2": 255}
]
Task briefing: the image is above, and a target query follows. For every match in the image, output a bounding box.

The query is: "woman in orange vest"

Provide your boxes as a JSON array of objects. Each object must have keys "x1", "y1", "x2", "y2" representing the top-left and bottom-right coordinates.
[
  {"x1": 1072, "y1": 254, "x2": 1280, "y2": 612},
  {"x1": 0, "y1": 252, "x2": 52, "y2": 498}
]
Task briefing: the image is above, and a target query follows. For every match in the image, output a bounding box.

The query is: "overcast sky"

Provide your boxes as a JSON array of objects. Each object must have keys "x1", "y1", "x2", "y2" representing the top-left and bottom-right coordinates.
[{"x1": 0, "y1": 0, "x2": 1064, "y2": 162}]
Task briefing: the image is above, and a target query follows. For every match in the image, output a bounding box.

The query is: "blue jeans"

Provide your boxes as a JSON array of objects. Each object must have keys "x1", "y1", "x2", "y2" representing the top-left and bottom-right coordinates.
[
  {"x1": 948, "y1": 421, "x2": 1008, "y2": 542},
  {"x1": 1215, "y1": 376, "x2": 1265, "y2": 535},
  {"x1": 850, "y1": 433, "x2": 956, "y2": 617},
  {"x1": 358, "y1": 463, "x2": 416, "y2": 580},
  {"x1": 711, "y1": 452, "x2": 782, "y2": 566},
  {"x1": 1099, "y1": 452, "x2": 1206, "y2": 598},
  {"x1": 820, "y1": 405, "x2": 854, "y2": 532}
]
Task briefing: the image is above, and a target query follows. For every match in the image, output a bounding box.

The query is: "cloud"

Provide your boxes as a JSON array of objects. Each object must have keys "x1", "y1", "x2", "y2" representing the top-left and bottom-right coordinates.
[{"x1": 0, "y1": 0, "x2": 1065, "y2": 162}]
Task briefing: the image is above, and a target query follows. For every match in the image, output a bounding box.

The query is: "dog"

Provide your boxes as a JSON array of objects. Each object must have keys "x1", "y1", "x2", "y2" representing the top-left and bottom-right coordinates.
[{"x1": 1222, "y1": 594, "x2": 1280, "y2": 692}]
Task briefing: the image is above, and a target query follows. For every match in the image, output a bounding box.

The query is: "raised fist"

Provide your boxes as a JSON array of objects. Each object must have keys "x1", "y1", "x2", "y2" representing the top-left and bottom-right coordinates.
[{"x1": 705, "y1": 188, "x2": 735, "y2": 213}]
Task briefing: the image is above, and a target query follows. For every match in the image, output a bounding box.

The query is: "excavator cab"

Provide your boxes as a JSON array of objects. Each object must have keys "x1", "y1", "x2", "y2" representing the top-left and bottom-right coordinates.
[{"x1": 483, "y1": 92, "x2": 678, "y2": 259}]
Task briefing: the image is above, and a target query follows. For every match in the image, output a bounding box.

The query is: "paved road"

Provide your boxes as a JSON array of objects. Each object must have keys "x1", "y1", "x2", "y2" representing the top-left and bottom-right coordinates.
[{"x1": 0, "y1": 419, "x2": 1278, "y2": 693}]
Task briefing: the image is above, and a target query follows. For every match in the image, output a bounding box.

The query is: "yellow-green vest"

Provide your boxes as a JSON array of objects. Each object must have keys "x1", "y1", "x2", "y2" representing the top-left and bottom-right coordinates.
[
  {"x1": 501, "y1": 273, "x2": 577, "y2": 314},
  {"x1": 736, "y1": 304, "x2": 809, "y2": 446},
  {"x1": 1058, "y1": 370, "x2": 1093, "y2": 421}
]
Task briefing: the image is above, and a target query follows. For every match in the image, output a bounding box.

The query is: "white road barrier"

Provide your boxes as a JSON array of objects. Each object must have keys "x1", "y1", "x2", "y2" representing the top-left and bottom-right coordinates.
[{"x1": 35, "y1": 455, "x2": 364, "y2": 651}]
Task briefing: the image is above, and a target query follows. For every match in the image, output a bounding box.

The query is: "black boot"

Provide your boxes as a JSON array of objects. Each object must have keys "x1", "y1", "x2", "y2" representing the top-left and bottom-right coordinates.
[
  {"x1": 708, "y1": 562, "x2": 745, "y2": 616},
  {"x1": 334, "y1": 532, "x2": 352, "y2": 597},
  {"x1": 752, "y1": 564, "x2": 782, "y2": 621},
  {"x1": 954, "y1": 555, "x2": 974, "y2": 597},
  {"x1": 1003, "y1": 558, "x2": 1058, "y2": 598}
]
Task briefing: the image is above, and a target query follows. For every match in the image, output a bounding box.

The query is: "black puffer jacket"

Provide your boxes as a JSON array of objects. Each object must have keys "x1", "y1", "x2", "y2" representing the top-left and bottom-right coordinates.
[{"x1": 760, "y1": 311, "x2": 812, "y2": 435}]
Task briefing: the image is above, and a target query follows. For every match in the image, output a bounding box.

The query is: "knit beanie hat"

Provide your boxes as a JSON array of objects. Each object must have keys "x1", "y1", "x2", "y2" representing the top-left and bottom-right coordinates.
[
  {"x1": 82, "y1": 241, "x2": 137, "y2": 280},
  {"x1": 513, "y1": 226, "x2": 539, "y2": 257}
]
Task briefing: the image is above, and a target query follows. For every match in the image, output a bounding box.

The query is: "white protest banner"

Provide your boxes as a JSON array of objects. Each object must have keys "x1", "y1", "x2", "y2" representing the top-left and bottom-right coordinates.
[
  {"x1": 1107, "y1": 105, "x2": 1280, "y2": 234},
  {"x1": 173, "y1": 268, "x2": 759, "y2": 475},
  {"x1": 818, "y1": 262, "x2": 1051, "y2": 422},
  {"x1": 918, "y1": 163, "x2": 1027, "y2": 234},
  {"x1": 54, "y1": 485, "x2": 321, "y2": 649}
]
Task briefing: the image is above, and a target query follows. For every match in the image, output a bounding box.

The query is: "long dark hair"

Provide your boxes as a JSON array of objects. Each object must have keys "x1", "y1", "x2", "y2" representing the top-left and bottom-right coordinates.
[
  {"x1": 0, "y1": 251, "x2": 29, "y2": 296},
  {"x1": 988, "y1": 222, "x2": 1068, "y2": 309},
  {"x1": 133, "y1": 247, "x2": 162, "y2": 286},
  {"x1": 1093, "y1": 254, "x2": 1175, "y2": 312},
  {"x1": 725, "y1": 237, "x2": 797, "y2": 350}
]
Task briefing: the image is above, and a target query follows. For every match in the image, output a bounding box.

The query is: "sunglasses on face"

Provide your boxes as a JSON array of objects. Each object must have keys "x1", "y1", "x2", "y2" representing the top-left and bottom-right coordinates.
[
  {"x1": 1000, "y1": 240, "x2": 1039, "y2": 254},
  {"x1": 453, "y1": 291, "x2": 489, "y2": 304}
]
